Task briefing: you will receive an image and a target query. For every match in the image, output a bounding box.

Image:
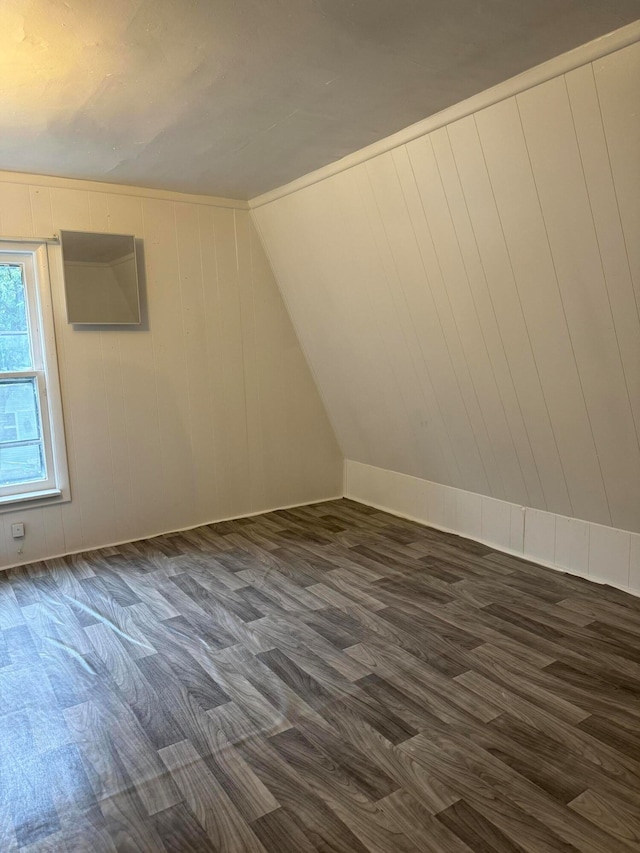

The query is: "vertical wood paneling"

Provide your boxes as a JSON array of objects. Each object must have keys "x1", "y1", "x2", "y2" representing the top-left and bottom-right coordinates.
[
  {"x1": 276, "y1": 180, "x2": 376, "y2": 471},
  {"x1": 355, "y1": 154, "x2": 476, "y2": 488},
  {"x1": 256, "y1": 189, "x2": 371, "y2": 464},
  {"x1": 430, "y1": 126, "x2": 542, "y2": 509},
  {"x1": 0, "y1": 179, "x2": 342, "y2": 568},
  {"x1": 474, "y1": 97, "x2": 608, "y2": 524},
  {"x1": 247, "y1": 224, "x2": 287, "y2": 508},
  {"x1": 142, "y1": 198, "x2": 196, "y2": 532},
  {"x1": 0, "y1": 183, "x2": 35, "y2": 237},
  {"x1": 351, "y1": 155, "x2": 464, "y2": 486},
  {"x1": 594, "y1": 42, "x2": 640, "y2": 310},
  {"x1": 211, "y1": 207, "x2": 252, "y2": 519},
  {"x1": 255, "y1": 38, "x2": 640, "y2": 534},
  {"x1": 445, "y1": 115, "x2": 570, "y2": 515},
  {"x1": 317, "y1": 169, "x2": 429, "y2": 478},
  {"x1": 374, "y1": 149, "x2": 493, "y2": 496},
  {"x1": 50, "y1": 186, "x2": 108, "y2": 554},
  {"x1": 404, "y1": 137, "x2": 507, "y2": 500},
  {"x1": 89, "y1": 197, "x2": 134, "y2": 546},
  {"x1": 104, "y1": 192, "x2": 164, "y2": 542},
  {"x1": 517, "y1": 75, "x2": 640, "y2": 531},
  {"x1": 236, "y1": 210, "x2": 267, "y2": 512},
  {"x1": 196, "y1": 204, "x2": 225, "y2": 517},
  {"x1": 566, "y1": 64, "x2": 640, "y2": 450},
  {"x1": 416, "y1": 130, "x2": 533, "y2": 504},
  {"x1": 174, "y1": 201, "x2": 217, "y2": 524}
]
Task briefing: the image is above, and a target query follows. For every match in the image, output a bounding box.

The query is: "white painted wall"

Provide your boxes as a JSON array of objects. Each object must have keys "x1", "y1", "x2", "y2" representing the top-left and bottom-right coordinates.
[
  {"x1": 253, "y1": 36, "x2": 640, "y2": 535},
  {"x1": 0, "y1": 175, "x2": 342, "y2": 567}
]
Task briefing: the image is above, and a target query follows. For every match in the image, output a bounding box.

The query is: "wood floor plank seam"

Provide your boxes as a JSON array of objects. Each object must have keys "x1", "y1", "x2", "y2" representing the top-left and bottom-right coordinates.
[{"x1": 1, "y1": 497, "x2": 640, "y2": 851}]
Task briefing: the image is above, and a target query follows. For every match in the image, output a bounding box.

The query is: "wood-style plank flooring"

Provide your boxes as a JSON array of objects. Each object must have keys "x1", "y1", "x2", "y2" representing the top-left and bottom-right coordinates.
[{"x1": 2, "y1": 498, "x2": 640, "y2": 852}]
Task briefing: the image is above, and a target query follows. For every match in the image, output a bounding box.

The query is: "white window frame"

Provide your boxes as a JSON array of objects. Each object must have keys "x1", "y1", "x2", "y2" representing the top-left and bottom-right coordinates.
[{"x1": 0, "y1": 242, "x2": 69, "y2": 508}]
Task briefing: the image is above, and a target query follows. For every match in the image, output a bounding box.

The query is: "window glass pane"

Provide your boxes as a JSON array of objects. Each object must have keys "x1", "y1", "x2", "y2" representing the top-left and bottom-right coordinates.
[
  {"x1": 0, "y1": 379, "x2": 45, "y2": 486},
  {"x1": 0, "y1": 380, "x2": 41, "y2": 441},
  {"x1": 0, "y1": 264, "x2": 32, "y2": 370},
  {"x1": 0, "y1": 443, "x2": 45, "y2": 486},
  {"x1": 0, "y1": 412, "x2": 18, "y2": 442}
]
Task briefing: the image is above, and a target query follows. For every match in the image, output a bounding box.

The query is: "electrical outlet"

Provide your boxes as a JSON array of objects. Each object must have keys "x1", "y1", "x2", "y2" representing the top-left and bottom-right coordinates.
[{"x1": 11, "y1": 522, "x2": 25, "y2": 539}]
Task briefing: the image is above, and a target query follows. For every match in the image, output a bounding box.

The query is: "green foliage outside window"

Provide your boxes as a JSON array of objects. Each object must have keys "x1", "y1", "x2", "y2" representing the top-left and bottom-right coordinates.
[{"x1": 0, "y1": 264, "x2": 31, "y2": 371}]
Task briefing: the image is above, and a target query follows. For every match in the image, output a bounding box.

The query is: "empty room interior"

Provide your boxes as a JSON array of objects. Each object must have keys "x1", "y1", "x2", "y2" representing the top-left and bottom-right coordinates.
[{"x1": 1, "y1": 1, "x2": 640, "y2": 851}]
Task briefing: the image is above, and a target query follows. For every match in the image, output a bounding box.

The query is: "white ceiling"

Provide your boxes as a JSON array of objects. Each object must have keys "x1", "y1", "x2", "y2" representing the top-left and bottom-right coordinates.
[{"x1": 1, "y1": 1, "x2": 638, "y2": 200}]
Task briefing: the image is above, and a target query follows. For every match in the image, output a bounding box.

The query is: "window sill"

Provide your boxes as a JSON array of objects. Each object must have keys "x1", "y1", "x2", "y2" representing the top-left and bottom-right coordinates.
[{"x1": 0, "y1": 487, "x2": 68, "y2": 513}]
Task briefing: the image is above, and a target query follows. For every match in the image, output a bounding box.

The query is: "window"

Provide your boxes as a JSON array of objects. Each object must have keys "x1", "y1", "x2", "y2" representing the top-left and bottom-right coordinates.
[{"x1": 0, "y1": 243, "x2": 69, "y2": 506}]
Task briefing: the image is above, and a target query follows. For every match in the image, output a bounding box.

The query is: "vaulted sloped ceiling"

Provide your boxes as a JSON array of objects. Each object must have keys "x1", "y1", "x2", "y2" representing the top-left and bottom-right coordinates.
[
  {"x1": 1, "y1": 0, "x2": 639, "y2": 198},
  {"x1": 254, "y1": 37, "x2": 640, "y2": 533}
]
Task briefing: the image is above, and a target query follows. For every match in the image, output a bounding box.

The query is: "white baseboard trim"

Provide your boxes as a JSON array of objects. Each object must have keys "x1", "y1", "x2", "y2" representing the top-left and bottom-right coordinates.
[
  {"x1": 345, "y1": 460, "x2": 640, "y2": 597},
  {"x1": 0, "y1": 493, "x2": 343, "y2": 572}
]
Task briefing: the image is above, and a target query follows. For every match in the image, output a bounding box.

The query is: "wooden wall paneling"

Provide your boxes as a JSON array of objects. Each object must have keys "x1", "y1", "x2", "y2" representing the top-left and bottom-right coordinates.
[
  {"x1": 254, "y1": 193, "x2": 368, "y2": 464},
  {"x1": 105, "y1": 192, "x2": 164, "y2": 542},
  {"x1": 307, "y1": 172, "x2": 423, "y2": 479},
  {"x1": 248, "y1": 219, "x2": 341, "y2": 508},
  {"x1": 424, "y1": 128, "x2": 532, "y2": 504},
  {"x1": 174, "y1": 201, "x2": 219, "y2": 524},
  {"x1": 255, "y1": 38, "x2": 640, "y2": 533},
  {"x1": 392, "y1": 146, "x2": 494, "y2": 496},
  {"x1": 50, "y1": 186, "x2": 117, "y2": 553},
  {"x1": 318, "y1": 170, "x2": 418, "y2": 480},
  {"x1": 248, "y1": 219, "x2": 294, "y2": 510},
  {"x1": 400, "y1": 137, "x2": 508, "y2": 500},
  {"x1": 445, "y1": 114, "x2": 569, "y2": 515},
  {"x1": 390, "y1": 148, "x2": 498, "y2": 494},
  {"x1": 566, "y1": 64, "x2": 640, "y2": 443},
  {"x1": 474, "y1": 98, "x2": 609, "y2": 524},
  {"x1": 348, "y1": 156, "x2": 462, "y2": 487},
  {"x1": 211, "y1": 207, "x2": 252, "y2": 519},
  {"x1": 430, "y1": 126, "x2": 541, "y2": 509},
  {"x1": 1, "y1": 508, "x2": 43, "y2": 567},
  {"x1": 351, "y1": 157, "x2": 449, "y2": 481},
  {"x1": 594, "y1": 42, "x2": 640, "y2": 311},
  {"x1": 517, "y1": 75, "x2": 640, "y2": 532},
  {"x1": 141, "y1": 198, "x2": 197, "y2": 532},
  {"x1": 286, "y1": 179, "x2": 392, "y2": 471},
  {"x1": 0, "y1": 173, "x2": 342, "y2": 568},
  {"x1": 0, "y1": 182, "x2": 34, "y2": 237},
  {"x1": 28, "y1": 186, "x2": 53, "y2": 238},
  {"x1": 236, "y1": 210, "x2": 267, "y2": 513},
  {"x1": 90, "y1": 193, "x2": 134, "y2": 544},
  {"x1": 87, "y1": 192, "x2": 127, "y2": 543},
  {"x1": 196, "y1": 204, "x2": 226, "y2": 522}
]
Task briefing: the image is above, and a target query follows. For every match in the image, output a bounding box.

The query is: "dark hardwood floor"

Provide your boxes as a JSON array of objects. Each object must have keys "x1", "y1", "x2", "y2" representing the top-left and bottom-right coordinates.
[{"x1": 2, "y1": 498, "x2": 640, "y2": 852}]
